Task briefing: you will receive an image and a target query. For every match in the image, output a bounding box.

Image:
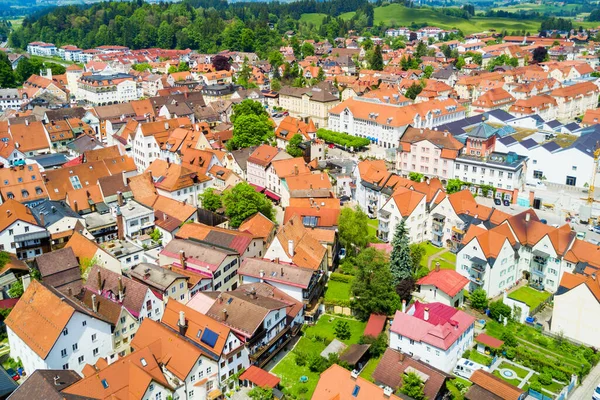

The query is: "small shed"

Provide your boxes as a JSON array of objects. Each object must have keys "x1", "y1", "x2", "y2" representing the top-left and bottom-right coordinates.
[
  {"x1": 475, "y1": 333, "x2": 504, "y2": 355},
  {"x1": 340, "y1": 343, "x2": 371, "y2": 370},
  {"x1": 320, "y1": 339, "x2": 347, "y2": 358},
  {"x1": 239, "y1": 366, "x2": 280, "y2": 389},
  {"x1": 364, "y1": 314, "x2": 387, "y2": 338}
]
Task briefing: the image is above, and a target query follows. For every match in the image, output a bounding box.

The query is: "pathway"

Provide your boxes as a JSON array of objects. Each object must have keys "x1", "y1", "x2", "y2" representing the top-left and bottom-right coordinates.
[
  {"x1": 427, "y1": 248, "x2": 450, "y2": 269},
  {"x1": 570, "y1": 361, "x2": 600, "y2": 400}
]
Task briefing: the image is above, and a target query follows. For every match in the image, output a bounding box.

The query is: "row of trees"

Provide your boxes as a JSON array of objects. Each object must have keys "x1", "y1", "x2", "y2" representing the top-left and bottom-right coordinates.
[{"x1": 0, "y1": 52, "x2": 66, "y2": 88}]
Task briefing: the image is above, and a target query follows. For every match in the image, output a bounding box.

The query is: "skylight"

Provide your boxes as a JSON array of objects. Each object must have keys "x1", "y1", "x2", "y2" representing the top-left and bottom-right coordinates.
[{"x1": 101, "y1": 379, "x2": 109, "y2": 389}]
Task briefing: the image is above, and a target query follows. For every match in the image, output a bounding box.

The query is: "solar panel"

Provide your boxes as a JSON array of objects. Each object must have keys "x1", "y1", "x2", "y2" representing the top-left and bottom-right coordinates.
[
  {"x1": 201, "y1": 328, "x2": 219, "y2": 348},
  {"x1": 352, "y1": 385, "x2": 360, "y2": 397},
  {"x1": 101, "y1": 379, "x2": 109, "y2": 389}
]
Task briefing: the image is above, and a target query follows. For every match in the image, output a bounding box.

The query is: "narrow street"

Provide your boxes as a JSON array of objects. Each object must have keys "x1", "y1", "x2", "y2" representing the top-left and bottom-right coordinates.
[{"x1": 570, "y1": 364, "x2": 600, "y2": 400}]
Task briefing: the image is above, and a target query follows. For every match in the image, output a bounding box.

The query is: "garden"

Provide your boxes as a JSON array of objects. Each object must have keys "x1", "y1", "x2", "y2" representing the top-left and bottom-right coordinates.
[
  {"x1": 271, "y1": 315, "x2": 367, "y2": 399},
  {"x1": 507, "y1": 286, "x2": 551, "y2": 310},
  {"x1": 418, "y1": 241, "x2": 457, "y2": 270}
]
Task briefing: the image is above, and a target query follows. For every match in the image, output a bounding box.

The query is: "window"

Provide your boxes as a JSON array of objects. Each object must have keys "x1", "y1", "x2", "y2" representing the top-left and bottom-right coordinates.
[
  {"x1": 533, "y1": 170, "x2": 543, "y2": 179},
  {"x1": 120, "y1": 317, "x2": 126, "y2": 324},
  {"x1": 171, "y1": 287, "x2": 176, "y2": 294},
  {"x1": 199, "y1": 371, "x2": 204, "y2": 378},
  {"x1": 72, "y1": 343, "x2": 78, "y2": 351},
  {"x1": 435, "y1": 350, "x2": 440, "y2": 356},
  {"x1": 93, "y1": 348, "x2": 99, "y2": 356},
  {"x1": 91, "y1": 334, "x2": 97, "y2": 342},
  {"x1": 61, "y1": 348, "x2": 67, "y2": 357},
  {"x1": 25, "y1": 226, "x2": 29, "y2": 233},
  {"x1": 180, "y1": 282, "x2": 184, "y2": 289},
  {"x1": 189, "y1": 390, "x2": 194, "y2": 397},
  {"x1": 572, "y1": 166, "x2": 577, "y2": 171},
  {"x1": 62, "y1": 363, "x2": 69, "y2": 370},
  {"x1": 63, "y1": 328, "x2": 68, "y2": 336},
  {"x1": 207, "y1": 366, "x2": 212, "y2": 374},
  {"x1": 207, "y1": 381, "x2": 213, "y2": 391},
  {"x1": 78, "y1": 355, "x2": 85, "y2": 364},
  {"x1": 155, "y1": 393, "x2": 162, "y2": 400},
  {"x1": 8, "y1": 229, "x2": 13, "y2": 235},
  {"x1": 190, "y1": 374, "x2": 196, "y2": 382},
  {"x1": 566, "y1": 176, "x2": 577, "y2": 186},
  {"x1": 129, "y1": 323, "x2": 135, "y2": 330},
  {"x1": 82, "y1": 321, "x2": 87, "y2": 327}
]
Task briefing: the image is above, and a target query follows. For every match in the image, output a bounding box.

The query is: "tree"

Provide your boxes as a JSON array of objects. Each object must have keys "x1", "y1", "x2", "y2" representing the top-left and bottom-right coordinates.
[
  {"x1": 248, "y1": 386, "x2": 274, "y2": 400},
  {"x1": 409, "y1": 32, "x2": 418, "y2": 42},
  {"x1": 489, "y1": 300, "x2": 512, "y2": 321},
  {"x1": 270, "y1": 78, "x2": 281, "y2": 92},
  {"x1": 229, "y1": 115, "x2": 273, "y2": 150},
  {"x1": 409, "y1": 172, "x2": 424, "y2": 182},
  {"x1": 352, "y1": 248, "x2": 401, "y2": 320},
  {"x1": 400, "y1": 372, "x2": 427, "y2": 400},
  {"x1": 423, "y1": 65, "x2": 434, "y2": 79},
  {"x1": 149, "y1": 228, "x2": 162, "y2": 243},
  {"x1": 405, "y1": 82, "x2": 423, "y2": 100},
  {"x1": 301, "y1": 42, "x2": 315, "y2": 58},
  {"x1": 222, "y1": 182, "x2": 275, "y2": 228},
  {"x1": 286, "y1": 134, "x2": 304, "y2": 157},
  {"x1": 389, "y1": 220, "x2": 413, "y2": 286},
  {"x1": 199, "y1": 188, "x2": 223, "y2": 212},
  {"x1": 338, "y1": 206, "x2": 370, "y2": 256},
  {"x1": 446, "y1": 178, "x2": 464, "y2": 194},
  {"x1": 409, "y1": 243, "x2": 426, "y2": 276},
  {"x1": 8, "y1": 279, "x2": 23, "y2": 298},
  {"x1": 212, "y1": 55, "x2": 231, "y2": 72},
  {"x1": 360, "y1": 333, "x2": 388, "y2": 357},
  {"x1": 395, "y1": 277, "x2": 415, "y2": 302},
  {"x1": 15, "y1": 57, "x2": 37, "y2": 83},
  {"x1": 132, "y1": 63, "x2": 152, "y2": 72},
  {"x1": 334, "y1": 320, "x2": 351, "y2": 340},
  {"x1": 231, "y1": 99, "x2": 269, "y2": 124},
  {"x1": 369, "y1": 44, "x2": 384, "y2": 71},
  {"x1": 470, "y1": 288, "x2": 489, "y2": 310},
  {"x1": 532, "y1": 46, "x2": 548, "y2": 64}
]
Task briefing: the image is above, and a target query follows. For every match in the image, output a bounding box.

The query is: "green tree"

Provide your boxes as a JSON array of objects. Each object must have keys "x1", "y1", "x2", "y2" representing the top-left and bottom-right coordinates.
[
  {"x1": 409, "y1": 243, "x2": 426, "y2": 277},
  {"x1": 229, "y1": 115, "x2": 273, "y2": 150},
  {"x1": 15, "y1": 57, "x2": 37, "y2": 83},
  {"x1": 338, "y1": 206, "x2": 370, "y2": 256},
  {"x1": 360, "y1": 332, "x2": 388, "y2": 357},
  {"x1": 352, "y1": 247, "x2": 401, "y2": 320},
  {"x1": 8, "y1": 279, "x2": 23, "y2": 298},
  {"x1": 270, "y1": 78, "x2": 281, "y2": 92},
  {"x1": 409, "y1": 172, "x2": 424, "y2": 182},
  {"x1": 248, "y1": 386, "x2": 274, "y2": 400},
  {"x1": 157, "y1": 20, "x2": 175, "y2": 49},
  {"x1": 231, "y1": 99, "x2": 269, "y2": 124},
  {"x1": 132, "y1": 63, "x2": 152, "y2": 72},
  {"x1": 446, "y1": 179, "x2": 464, "y2": 194},
  {"x1": 301, "y1": 42, "x2": 315, "y2": 58},
  {"x1": 470, "y1": 288, "x2": 489, "y2": 310},
  {"x1": 389, "y1": 219, "x2": 412, "y2": 286},
  {"x1": 405, "y1": 82, "x2": 423, "y2": 100},
  {"x1": 149, "y1": 228, "x2": 163, "y2": 243},
  {"x1": 400, "y1": 372, "x2": 427, "y2": 400},
  {"x1": 423, "y1": 65, "x2": 434, "y2": 78},
  {"x1": 489, "y1": 300, "x2": 512, "y2": 321},
  {"x1": 222, "y1": 182, "x2": 275, "y2": 228},
  {"x1": 369, "y1": 44, "x2": 384, "y2": 71},
  {"x1": 286, "y1": 134, "x2": 304, "y2": 157},
  {"x1": 199, "y1": 188, "x2": 223, "y2": 212},
  {"x1": 334, "y1": 320, "x2": 351, "y2": 340}
]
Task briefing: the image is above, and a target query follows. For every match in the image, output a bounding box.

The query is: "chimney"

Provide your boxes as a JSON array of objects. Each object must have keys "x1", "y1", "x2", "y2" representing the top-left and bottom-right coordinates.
[
  {"x1": 178, "y1": 310, "x2": 187, "y2": 335},
  {"x1": 281, "y1": 267, "x2": 284, "y2": 277},
  {"x1": 259, "y1": 269, "x2": 265, "y2": 278},
  {"x1": 39, "y1": 212, "x2": 45, "y2": 227},
  {"x1": 288, "y1": 239, "x2": 294, "y2": 256},
  {"x1": 97, "y1": 269, "x2": 102, "y2": 292},
  {"x1": 164, "y1": 122, "x2": 169, "y2": 130},
  {"x1": 117, "y1": 191, "x2": 124, "y2": 206},
  {"x1": 525, "y1": 212, "x2": 531, "y2": 222},
  {"x1": 73, "y1": 200, "x2": 78, "y2": 213},
  {"x1": 424, "y1": 307, "x2": 430, "y2": 321},
  {"x1": 91, "y1": 294, "x2": 98, "y2": 313},
  {"x1": 435, "y1": 261, "x2": 440, "y2": 272},
  {"x1": 25, "y1": 120, "x2": 29, "y2": 126},
  {"x1": 53, "y1": 375, "x2": 60, "y2": 386},
  {"x1": 402, "y1": 299, "x2": 406, "y2": 313},
  {"x1": 116, "y1": 209, "x2": 124, "y2": 240},
  {"x1": 118, "y1": 277, "x2": 124, "y2": 302},
  {"x1": 22, "y1": 274, "x2": 31, "y2": 293},
  {"x1": 179, "y1": 250, "x2": 186, "y2": 269},
  {"x1": 294, "y1": 164, "x2": 299, "y2": 175},
  {"x1": 221, "y1": 309, "x2": 228, "y2": 321}
]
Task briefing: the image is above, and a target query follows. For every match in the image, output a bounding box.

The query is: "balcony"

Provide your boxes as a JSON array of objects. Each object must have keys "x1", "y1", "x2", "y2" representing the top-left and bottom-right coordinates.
[
  {"x1": 533, "y1": 255, "x2": 547, "y2": 265},
  {"x1": 432, "y1": 223, "x2": 444, "y2": 236},
  {"x1": 379, "y1": 222, "x2": 389, "y2": 233},
  {"x1": 469, "y1": 274, "x2": 484, "y2": 285},
  {"x1": 431, "y1": 239, "x2": 443, "y2": 247},
  {"x1": 379, "y1": 210, "x2": 391, "y2": 221},
  {"x1": 531, "y1": 267, "x2": 545, "y2": 277},
  {"x1": 471, "y1": 263, "x2": 485, "y2": 273},
  {"x1": 432, "y1": 213, "x2": 446, "y2": 223}
]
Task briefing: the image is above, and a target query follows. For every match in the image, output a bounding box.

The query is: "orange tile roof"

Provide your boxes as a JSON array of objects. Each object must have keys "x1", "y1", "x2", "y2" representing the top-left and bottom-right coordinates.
[
  {"x1": 283, "y1": 198, "x2": 341, "y2": 227},
  {"x1": 275, "y1": 215, "x2": 327, "y2": 270},
  {"x1": 272, "y1": 157, "x2": 311, "y2": 178},
  {"x1": 313, "y1": 364, "x2": 401, "y2": 400},
  {"x1": 469, "y1": 370, "x2": 525, "y2": 400},
  {"x1": 65, "y1": 185, "x2": 103, "y2": 213},
  {"x1": 65, "y1": 231, "x2": 104, "y2": 261},
  {"x1": 286, "y1": 172, "x2": 332, "y2": 192},
  {"x1": 0, "y1": 199, "x2": 39, "y2": 232},
  {"x1": 44, "y1": 160, "x2": 111, "y2": 200},
  {"x1": 238, "y1": 212, "x2": 276, "y2": 239},
  {"x1": 247, "y1": 145, "x2": 280, "y2": 167},
  {"x1": 0, "y1": 164, "x2": 48, "y2": 204},
  {"x1": 388, "y1": 186, "x2": 426, "y2": 217},
  {"x1": 9, "y1": 121, "x2": 50, "y2": 153},
  {"x1": 551, "y1": 81, "x2": 598, "y2": 98}
]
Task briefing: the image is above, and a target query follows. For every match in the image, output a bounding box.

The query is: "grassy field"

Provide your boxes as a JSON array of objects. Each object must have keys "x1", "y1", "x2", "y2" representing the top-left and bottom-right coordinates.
[
  {"x1": 299, "y1": 13, "x2": 328, "y2": 26},
  {"x1": 508, "y1": 286, "x2": 551, "y2": 309},
  {"x1": 498, "y1": 361, "x2": 530, "y2": 379},
  {"x1": 271, "y1": 316, "x2": 367, "y2": 399},
  {"x1": 491, "y1": 2, "x2": 580, "y2": 13},
  {"x1": 324, "y1": 280, "x2": 353, "y2": 301},
  {"x1": 419, "y1": 241, "x2": 457, "y2": 270},
  {"x1": 367, "y1": 219, "x2": 381, "y2": 243},
  {"x1": 468, "y1": 350, "x2": 492, "y2": 366}
]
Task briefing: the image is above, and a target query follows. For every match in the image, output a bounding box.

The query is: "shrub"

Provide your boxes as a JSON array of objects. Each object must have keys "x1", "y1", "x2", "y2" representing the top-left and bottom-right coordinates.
[
  {"x1": 360, "y1": 333, "x2": 388, "y2": 357},
  {"x1": 295, "y1": 350, "x2": 308, "y2": 367},
  {"x1": 462, "y1": 350, "x2": 471, "y2": 359},
  {"x1": 334, "y1": 320, "x2": 352, "y2": 340},
  {"x1": 489, "y1": 300, "x2": 512, "y2": 321},
  {"x1": 298, "y1": 387, "x2": 308, "y2": 394},
  {"x1": 308, "y1": 354, "x2": 328, "y2": 373},
  {"x1": 535, "y1": 336, "x2": 549, "y2": 347},
  {"x1": 529, "y1": 380, "x2": 542, "y2": 392},
  {"x1": 330, "y1": 273, "x2": 354, "y2": 283},
  {"x1": 470, "y1": 289, "x2": 488, "y2": 310},
  {"x1": 505, "y1": 347, "x2": 516, "y2": 360},
  {"x1": 501, "y1": 331, "x2": 518, "y2": 347},
  {"x1": 316, "y1": 128, "x2": 371, "y2": 149},
  {"x1": 538, "y1": 372, "x2": 553, "y2": 385}
]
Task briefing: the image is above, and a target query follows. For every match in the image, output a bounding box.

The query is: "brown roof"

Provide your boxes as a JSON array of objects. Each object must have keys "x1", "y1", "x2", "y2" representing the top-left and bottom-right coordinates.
[
  {"x1": 128, "y1": 172, "x2": 158, "y2": 205},
  {"x1": 467, "y1": 370, "x2": 525, "y2": 400},
  {"x1": 275, "y1": 215, "x2": 327, "y2": 270},
  {"x1": 0, "y1": 199, "x2": 39, "y2": 232},
  {"x1": 238, "y1": 212, "x2": 276, "y2": 239},
  {"x1": 238, "y1": 282, "x2": 303, "y2": 322},
  {"x1": 8, "y1": 369, "x2": 88, "y2": 400},
  {"x1": 76, "y1": 289, "x2": 125, "y2": 325},
  {"x1": 34, "y1": 247, "x2": 82, "y2": 295},
  {"x1": 400, "y1": 127, "x2": 464, "y2": 155},
  {"x1": 247, "y1": 145, "x2": 280, "y2": 167},
  {"x1": 98, "y1": 173, "x2": 130, "y2": 198},
  {"x1": 372, "y1": 348, "x2": 449, "y2": 398},
  {"x1": 9, "y1": 121, "x2": 50, "y2": 152},
  {"x1": 44, "y1": 160, "x2": 111, "y2": 200}
]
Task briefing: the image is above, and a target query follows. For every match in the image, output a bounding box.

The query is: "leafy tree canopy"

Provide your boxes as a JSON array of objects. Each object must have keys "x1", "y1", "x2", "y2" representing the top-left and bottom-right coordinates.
[
  {"x1": 199, "y1": 188, "x2": 223, "y2": 212},
  {"x1": 222, "y1": 182, "x2": 275, "y2": 228},
  {"x1": 338, "y1": 206, "x2": 370, "y2": 256},
  {"x1": 286, "y1": 134, "x2": 305, "y2": 157}
]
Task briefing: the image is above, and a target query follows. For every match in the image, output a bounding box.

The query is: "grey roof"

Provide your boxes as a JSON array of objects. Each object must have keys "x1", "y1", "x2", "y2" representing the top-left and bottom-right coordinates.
[
  {"x1": 66, "y1": 135, "x2": 103, "y2": 154},
  {"x1": 30, "y1": 200, "x2": 81, "y2": 227},
  {"x1": 320, "y1": 339, "x2": 347, "y2": 358},
  {"x1": 130, "y1": 263, "x2": 187, "y2": 291},
  {"x1": 431, "y1": 64, "x2": 457, "y2": 80},
  {"x1": 467, "y1": 123, "x2": 498, "y2": 139},
  {"x1": 570, "y1": 129, "x2": 600, "y2": 157},
  {"x1": 486, "y1": 109, "x2": 514, "y2": 122},
  {"x1": 0, "y1": 367, "x2": 17, "y2": 398},
  {"x1": 229, "y1": 146, "x2": 257, "y2": 172},
  {"x1": 542, "y1": 141, "x2": 561, "y2": 152},
  {"x1": 237, "y1": 258, "x2": 314, "y2": 288},
  {"x1": 564, "y1": 122, "x2": 580, "y2": 131},
  {"x1": 34, "y1": 247, "x2": 82, "y2": 295},
  {"x1": 45, "y1": 107, "x2": 86, "y2": 122},
  {"x1": 546, "y1": 119, "x2": 562, "y2": 129},
  {"x1": 7, "y1": 369, "x2": 88, "y2": 400},
  {"x1": 29, "y1": 153, "x2": 69, "y2": 168},
  {"x1": 162, "y1": 239, "x2": 237, "y2": 269},
  {"x1": 520, "y1": 138, "x2": 538, "y2": 149}
]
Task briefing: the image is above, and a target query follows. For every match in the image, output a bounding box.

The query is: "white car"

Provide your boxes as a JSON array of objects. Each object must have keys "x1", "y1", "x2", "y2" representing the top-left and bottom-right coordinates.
[{"x1": 593, "y1": 384, "x2": 600, "y2": 400}]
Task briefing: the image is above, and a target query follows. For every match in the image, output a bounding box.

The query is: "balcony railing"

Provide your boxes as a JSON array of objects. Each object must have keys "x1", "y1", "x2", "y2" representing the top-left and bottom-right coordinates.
[
  {"x1": 469, "y1": 275, "x2": 484, "y2": 285},
  {"x1": 533, "y1": 256, "x2": 547, "y2": 265},
  {"x1": 471, "y1": 264, "x2": 485, "y2": 273},
  {"x1": 531, "y1": 268, "x2": 545, "y2": 277},
  {"x1": 432, "y1": 224, "x2": 444, "y2": 236}
]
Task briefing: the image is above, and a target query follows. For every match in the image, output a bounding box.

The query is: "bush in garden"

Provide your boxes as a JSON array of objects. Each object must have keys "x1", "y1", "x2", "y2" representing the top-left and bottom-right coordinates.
[
  {"x1": 501, "y1": 331, "x2": 518, "y2": 347},
  {"x1": 538, "y1": 372, "x2": 553, "y2": 385},
  {"x1": 505, "y1": 347, "x2": 516, "y2": 360},
  {"x1": 295, "y1": 350, "x2": 308, "y2": 367},
  {"x1": 529, "y1": 381, "x2": 542, "y2": 392},
  {"x1": 462, "y1": 350, "x2": 471, "y2": 359}
]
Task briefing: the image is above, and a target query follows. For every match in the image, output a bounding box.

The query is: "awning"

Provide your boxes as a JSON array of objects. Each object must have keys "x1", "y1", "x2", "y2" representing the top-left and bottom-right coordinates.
[
  {"x1": 207, "y1": 389, "x2": 222, "y2": 400},
  {"x1": 470, "y1": 256, "x2": 487, "y2": 265},
  {"x1": 249, "y1": 183, "x2": 265, "y2": 193},
  {"x1": 264, "y1": 189, "x2": 281, "y2": 201},
  {"x1": 452, "y1": 226, "x2": 465, "y2": 234}
]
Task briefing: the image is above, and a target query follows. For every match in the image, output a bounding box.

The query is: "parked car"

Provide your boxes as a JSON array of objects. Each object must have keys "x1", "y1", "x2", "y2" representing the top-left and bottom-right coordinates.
[
  {"x1": 282, "y1": 111, "x2": 289, "y2": 116},
  {"x1": 5, "y1": 368, "x2": 19, "y2": 382},
  {"x1": 339, "y1": 195, "x2": 350, "y2": 205},
  {"x1": 540, "y1": 219, "x2": 547, "y2": 224},
  {"x1": 339, "y1": 247, "x2": 346, "y2": 260},
  {"x1": 588, "y1": 225, "x2": 600, "y2": 233},
  {"x1": 593, "y1": 384, "x2": 600, "y2": 400},
  {"x1": 577, "y1": 231, "x2": 586, "y2": 240}
]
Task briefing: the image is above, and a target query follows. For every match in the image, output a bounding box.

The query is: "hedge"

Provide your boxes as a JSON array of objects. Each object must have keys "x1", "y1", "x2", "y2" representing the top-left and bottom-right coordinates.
[
  {"x1": 330, "y1": 272, "x2": 355, "y2": 283},
  {"x1": 316, "y1": 128, "x2": 371, "y2": 148}
]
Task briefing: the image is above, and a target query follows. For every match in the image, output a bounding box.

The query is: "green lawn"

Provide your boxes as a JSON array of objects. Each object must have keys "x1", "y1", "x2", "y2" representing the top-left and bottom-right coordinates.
[
  {"x1": 299, "y1": 13, "x2": 328, "y2": 25},
  {"x1": 359, "y1": 355, "x2": 382, "y2": 382},
  {"x1": 508, "y1": 286, "x2": 551, "y2": 309},
  {"x1": 272, "y1": 316, "x2": 367, "y2": 399},
  {"x1": 468, "y1": 350, "x2": 492, "y2": 366},
  {"x1": 367, "y1": 219, "x2": 381, "y2": 243},
  {"x1": 418, "y1": 242, "x2": 456, "y2": 270},
  {"x1": 498, "y1": 362, "x2": 529, "y2": 379},
  {"x1": 446, "y1": 377, "x2": 472, "y2": 400},
  {"x1": 493, "y1": 370, "x2": 522, "y2": 387},
  {"x1": 324, "y1": 280, "x2": 352, "y2": 301}
]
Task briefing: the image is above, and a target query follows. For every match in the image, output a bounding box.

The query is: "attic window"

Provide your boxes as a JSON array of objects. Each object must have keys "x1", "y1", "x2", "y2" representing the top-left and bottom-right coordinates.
[
  {"x1": 352, "y1": 385, "x2": 360, "y2": 397},
  {"x1": 6, "y1": 192, "x2": 14, "y2": 199},
  {"x1": 31, "y1": 175, "x2": 36, "y2": 180},
  {"x1": 101, "y1": 379, "x2": 109, "y2": 389},
  {"x1": 3, "y1": 180, "x2": 7, "y2": 185},
  {"x1": 17, "y1": 177, "x2": 22, "y2": 183},
  {"x1": 140, "y1": 358, "x2": 147, "y2": 367}
]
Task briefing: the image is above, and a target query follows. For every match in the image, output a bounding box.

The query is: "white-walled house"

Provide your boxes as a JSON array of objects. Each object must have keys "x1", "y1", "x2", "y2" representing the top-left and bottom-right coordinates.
[
  {"x1": 0, "y1": 200, "x2": 49, "y2": 260},
  {"x1": 552, "y1": 272, "x2": 600, "y2": 348},
  {"x1": 378, "y1": 187, "x2": 427, "y2": 243},
  {"x1": 416, "y1": 268, "x2": 469, "y2": 308},
  {"x1": 390, "y1": 301, "x2": 475, "y2": 373},
  {"x1": 6, "y1": 280, "x2": 114, "y2": 375}
]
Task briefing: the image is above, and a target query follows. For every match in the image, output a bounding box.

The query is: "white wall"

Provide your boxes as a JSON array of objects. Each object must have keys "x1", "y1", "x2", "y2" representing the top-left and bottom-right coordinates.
[{"x1": 552, "y1": 284, "x2": 600, "y2": 348}]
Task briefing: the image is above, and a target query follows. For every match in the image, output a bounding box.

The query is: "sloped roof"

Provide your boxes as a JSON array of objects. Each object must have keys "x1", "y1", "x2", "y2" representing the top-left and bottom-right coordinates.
[{"x1": 417, "y1": 269, "x2": 469, "y2": 297}]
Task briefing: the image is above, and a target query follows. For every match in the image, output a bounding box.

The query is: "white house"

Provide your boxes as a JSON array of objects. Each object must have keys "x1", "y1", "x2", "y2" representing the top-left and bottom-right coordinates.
[
  {"x1": 0, "y1": 200, "x2": 48, "y2": 260},
  {"x1": 77, "y1": 73, "x2": 143, "y2": 106},
  {"x1": 27, "y1": 42, "x2": 57, "y2": 57},
  {"x1": 6, "y1": 280, "x2": 114, "y2": 375},
  {"x1": 390, "y1": 301, "x2": 475, "y2": 373},
  {"x1": 378, "y1": 186, "x2": 427, "y2": 243},
  {"x1": 416, "y1": 268, "x2": 469, "y2": 308},
  {"x1": 247, "y1": 145, "x2": 291, "y2": 189}
]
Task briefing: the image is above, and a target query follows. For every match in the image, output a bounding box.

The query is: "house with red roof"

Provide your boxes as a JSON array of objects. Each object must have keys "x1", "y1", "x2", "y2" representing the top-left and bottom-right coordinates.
[
  {"x1": 416, "y1": 267, "x2": 469, "y2": 307},
  {"x1": 390, "y1": 301, "x2": 475, "y2": 373}
]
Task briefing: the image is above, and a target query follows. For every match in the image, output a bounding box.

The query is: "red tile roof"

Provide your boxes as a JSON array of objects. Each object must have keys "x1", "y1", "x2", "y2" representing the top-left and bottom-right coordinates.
[
  {"x1": 416, "y1": 269, "x2": 469, "y2": 297},
  {"x1": 475, "y1": 333, "x2": 504, "y2": 349},
  {"x1": 239, "y1": 366, "x2": 280, "y2": 388},
  {"x1": 364, "y1": 314, "x2": 386, "y2": 338}
]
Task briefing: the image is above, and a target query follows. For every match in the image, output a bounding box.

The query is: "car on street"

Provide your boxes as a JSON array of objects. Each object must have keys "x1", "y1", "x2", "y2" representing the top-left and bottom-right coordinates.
[
  {"x1": 5, "y1": 368, "x2": 19, "y2": 382},
  {"x1": 282, "y1": 111, "x2": 289, "y2": 116},
  {"x1": 577, "y1": 231, "x2": 586, "y2": 240},
  {"x1": 592, "y1": 383, "x2": 600, "y2": 400},
  {"x1": 588, "y1": 225, "x2": 600, "y2": 234}
]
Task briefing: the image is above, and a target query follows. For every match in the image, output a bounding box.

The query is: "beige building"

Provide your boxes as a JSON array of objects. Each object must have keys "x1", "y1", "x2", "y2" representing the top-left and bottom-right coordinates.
[{"x1": 278, "y1": 84, "x2": 340, "y2": 128}]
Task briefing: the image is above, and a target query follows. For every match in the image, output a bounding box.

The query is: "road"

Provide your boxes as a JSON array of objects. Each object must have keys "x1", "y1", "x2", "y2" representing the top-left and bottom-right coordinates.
[{"x1": 570, "y1": 363, "x2": 599, "y2": 400}]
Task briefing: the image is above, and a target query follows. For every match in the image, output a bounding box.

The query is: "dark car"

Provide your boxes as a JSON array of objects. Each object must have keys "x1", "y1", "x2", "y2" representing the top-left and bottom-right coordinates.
[
  {"x1": 339, "y1": 195, "x2": 350, "y2": 205},
  {"x1": 6, "y1": 368, "x2": 19, "y2": 382},
  {"x1": 494, "y1": 198, "x2": 502, "y2": 206},
  {"x1": 503, "y1": 200, "x2": 510, "y2": 206}
]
